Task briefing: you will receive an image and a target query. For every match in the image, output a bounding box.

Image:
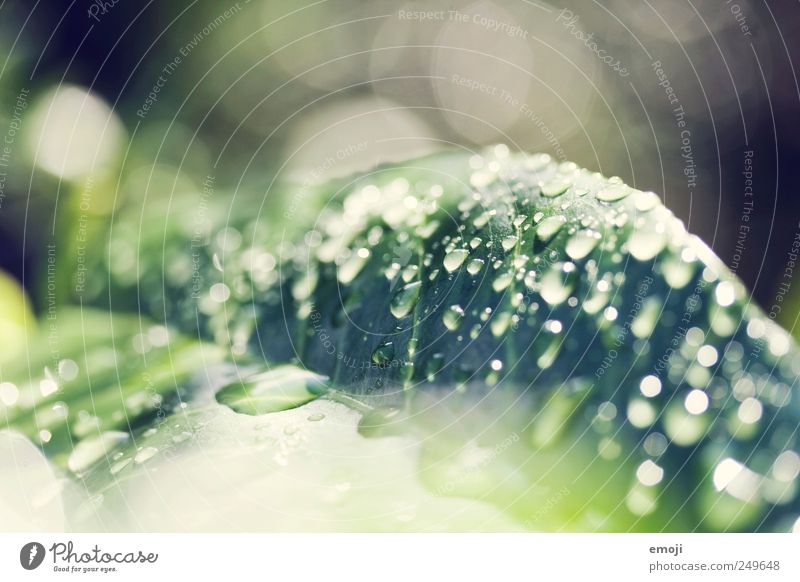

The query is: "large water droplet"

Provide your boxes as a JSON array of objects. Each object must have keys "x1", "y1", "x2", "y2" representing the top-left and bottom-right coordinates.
[
  {"x1": 443, "y1": 249, "x2": 470, "y2": 272},
  {"x1": 390, "y1": 281, "x2": 422, "y2": 319},
  {"x1": 216, "y1": 366, "x2": 329, "y2": 415}
]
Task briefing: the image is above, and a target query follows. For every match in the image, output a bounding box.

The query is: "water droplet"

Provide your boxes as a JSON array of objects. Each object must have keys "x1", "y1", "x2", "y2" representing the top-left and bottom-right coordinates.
[
  {"x1": 425, "y1": 353, "x2": 445, "y2": 381},
  {"x1": 466, "y1": 259, "x2": 485, "y2": 275},
  {"x1": 684, "y1": 389, "x2": 709, "y2": 415},
  {"x1": 697, "y1": 345, "x2": 719, "y2": 367},
  {"x1": 540, "y1": 178, "x2": 571, "y2": 198},
  {"x1": 371, "y1": 341, "x2": 395, "y2": 366},
  {"x1": 628, "y1": 398, "x2": 656, "y2": 428},
  {"x1": 172, "y1": 431, "x2": 192, "y2": 444},
  {"x1": 565, "y1": 230, "x2": 600, "y2": 260},
  {"x1": 209, "y1": 282, "x2": 231, "y2": 303},
  {"x1": 443, "y1": 249, "x2": 469, "y2": 272},
  {"x1": 0, "y1": 382, "x2": 20, "y2": 406},
  {"x1": 134, "y1": 446, "x2": 159, "y2": 464},
  {"x1": 358, "y1": 406, "x2": 402, "y2": 437},
  {"x1": 110, "y1": 458, "x2": 131, "y2": 475},
  {"x1": 58, "y1": 359, "x2": 79, "y2": 381},
  {"x1": 534, "y1": 321, "x2": 564, "y2": 369},
  {"x1": 216, "y1": 366, "x2": 329, "y2": 415},
  {"x1": 390, "y1": 281, "x2": 422, "y2": 319},
  {"x1": 636, "y1": 460, "x2": 664, "y2": 486},
  {"x1": 493, "y1": 271, "x2": 514, "y2": 292},
  {"x1": 737, "y1": 398, "x2": 763, "y2": 424},
  {"x1": 337, "y1": 251, "x2": 368, "y2": 284},
  {"x1": 401, "y1": 264, "x2": 419, "y2": 283},
  {"x1": 772, "y1": 451, "x2": 800, "y2": 482},
  {"x1": 308, "y1": 412, "x2": 326, "y2": 422},
  {"x1": 596, "y1": 183, "x2": 632, "y2": 202},
  {"x1": 628, "y1": 229, "x2": 667, "y2": 261},
  {"x1": 535, "y1": 215, "x2": 566, "y2": 242},
  {"x1": 490, "y1": 311, "x2": 513, "y2": 337},
  {"x1": 525, "y1": 153, "x2": 551, "y2": 171},
  {"x1": 643, "y1": 433, "x2": 668, "y2": 456},
  {"x1": 67, "y1": 431, "x2": 130, "y2": 474},
  {"x1": 443, "y1": 305, "x2": 465, "y2": 331},
  {"x1": 633, "y1": 190, "x2": 660, "y2": 212},
  {"x1": 662, "y1": 256, "x2": 695, "y2": 289},
  {"x1": 715, "y1": 281, "x2": 736, "y2": 307},
  {"x1": 501, "y1": 235, "x2": 518, "y2": 251},
  {"x1": 639, "y1": 375, "x2": 662, "y2": 397},
  {"x1": 540, "y1": 263, "x2": 576, "y2": 306},
  {"x1": 631, "y1": 297, "x2": 661, "y2": 339}
]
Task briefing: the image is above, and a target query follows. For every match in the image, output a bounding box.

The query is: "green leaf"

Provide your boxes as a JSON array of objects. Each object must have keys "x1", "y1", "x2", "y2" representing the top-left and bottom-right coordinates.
[{"x1": 4, "y1": 148, "x2": 800, "y2": 532}]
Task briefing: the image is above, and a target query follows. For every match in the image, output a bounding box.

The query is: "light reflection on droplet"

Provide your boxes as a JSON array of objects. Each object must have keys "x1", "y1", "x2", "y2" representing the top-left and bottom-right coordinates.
[
  {"x1": 684, "y1": 389, "x2": 709, "y2": 415},
  {"x1": 636, "y1": 460, "x2": 664, "y2": 486},
  {"x1": 639, "y1": 375, "x2": 662, "y2": 397}
]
